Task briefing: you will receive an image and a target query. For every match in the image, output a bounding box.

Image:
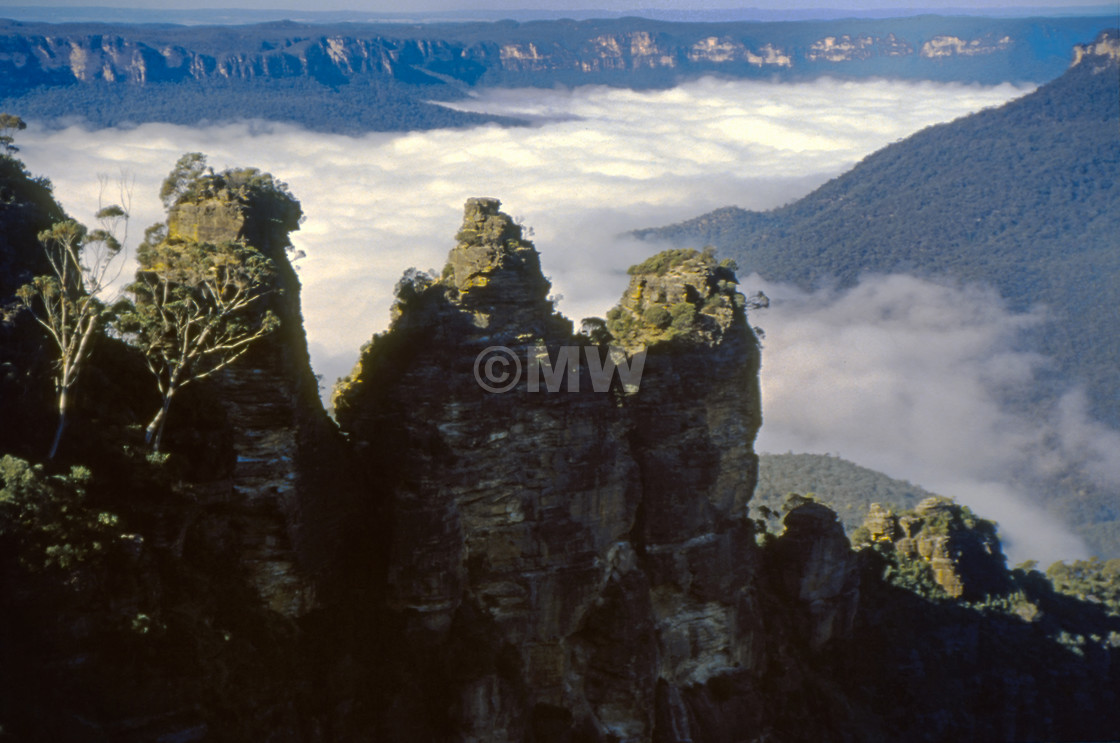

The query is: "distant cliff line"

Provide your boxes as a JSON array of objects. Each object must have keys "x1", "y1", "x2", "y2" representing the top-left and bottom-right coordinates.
[{"x1": 0, "y1": 15, "x2": 1113, "y2": 133}]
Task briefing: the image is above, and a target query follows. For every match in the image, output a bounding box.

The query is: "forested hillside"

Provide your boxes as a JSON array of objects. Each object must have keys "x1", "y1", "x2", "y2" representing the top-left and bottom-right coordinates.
[
  {"x1": 637, "y1": 33, "x2": 1120, "y2": 558},
  {"x1": 755, "y1": 453, "x2": 938, "y2": 532},
  {"x1": 638, "y1": 33, "x2": 1120, "y2": 426}
]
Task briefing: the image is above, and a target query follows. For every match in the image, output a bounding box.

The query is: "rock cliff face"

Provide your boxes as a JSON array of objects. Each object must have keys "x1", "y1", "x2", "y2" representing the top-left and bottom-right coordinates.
[
  {"x1": 0, "y1": 17, "x2": 1104, "y2": 97},
  {"x1": 165, "y1": 181, "x2": 344, "y2": 618},
  {"x1": 333, "y1": 198, "x2": 774, "y2": 740},
  {"x1": 766, "y1": 503, "x2": 859, "y2": 649},
  {"x1": 1072, "y1": 29, "x2": 1120, "y2": 68}
]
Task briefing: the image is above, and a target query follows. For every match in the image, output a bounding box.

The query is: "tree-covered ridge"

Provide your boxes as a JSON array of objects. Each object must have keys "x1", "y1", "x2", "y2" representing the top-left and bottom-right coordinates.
[
  {"x1": 637, "y1": 36, "x2": 1120, "y2": 557},
  {"x1": 0, "y1": 15, "x2": 1113, "y2": 133},
  {"x1": 754, "y1": 452, "x2": 938, "y2": 532},
  {"x1": 636, "y1": 35, "x2": 1120, "y2": 425}
]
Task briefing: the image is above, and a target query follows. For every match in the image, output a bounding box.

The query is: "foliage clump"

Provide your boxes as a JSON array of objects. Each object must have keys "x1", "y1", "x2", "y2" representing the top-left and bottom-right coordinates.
[
  {"x1": 118, "y1": 238, "x2": 280, "y2": 451},
  {"x1": 626, "y1": 246, "x2": 717, "y2": 276},
  {"x1": 17, "y1": 208, "x2": 130, "y2": 459},
  {"x1": 607, "y1": 246, "x2": 750, "y2": 347},
  {"x1": 0, "y1": 455, "x2": 126, "y2": 571},
  {"x1": 1047, "y1": 558, "x2": 1120, "y2": 617},
  {"x1": 159, "y1": 152, "x2": 298, "y2": 214},
  {"x1": 872, "y1": 541, "x2": 950, "y2": 600}
]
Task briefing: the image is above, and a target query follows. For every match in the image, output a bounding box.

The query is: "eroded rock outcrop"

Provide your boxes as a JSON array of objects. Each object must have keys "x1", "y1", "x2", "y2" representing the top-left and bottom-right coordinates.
[
  {"x1": 1072, "y1": 28, "x2": 1120, "y2": 69},
  {"x1": 334, "y1": 198, "x2": 769, "y2": 740},
  {"x1": 862, "y1": 497, "x2": 1009, "y2": 600},
  {"x1": 6, "y1": 179, "x2": 1120, "y2": 741}
]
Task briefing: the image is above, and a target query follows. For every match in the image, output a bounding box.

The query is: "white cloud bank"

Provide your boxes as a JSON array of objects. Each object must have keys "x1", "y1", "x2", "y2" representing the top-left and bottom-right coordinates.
[
  {"x1": 19, "y1": 76, "x2": 1030, "y2": 387},
  {"x1": 747, "y1": 274, "x2": 1100, "y2": 564},
  {"x1": 17, "y1": 76, "x2": 1113, "y2": 562}
]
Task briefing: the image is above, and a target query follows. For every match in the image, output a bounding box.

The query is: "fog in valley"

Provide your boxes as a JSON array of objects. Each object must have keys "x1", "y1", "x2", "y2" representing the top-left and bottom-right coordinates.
[{"x1": 18, "y1": 75, "x2": 1114, "y2": 563}]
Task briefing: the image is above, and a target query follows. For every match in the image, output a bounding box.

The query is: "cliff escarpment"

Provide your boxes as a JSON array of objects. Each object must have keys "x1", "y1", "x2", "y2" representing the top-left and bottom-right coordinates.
[
  {"x1": 1, "y1": 16, "x2": 1113, "y2": 132},
  {"x1": 0, "y1": 16, "x2": 1108, "y2": 90}
]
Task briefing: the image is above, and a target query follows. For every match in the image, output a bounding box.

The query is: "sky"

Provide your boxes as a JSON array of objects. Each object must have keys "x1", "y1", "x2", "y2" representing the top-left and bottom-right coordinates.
[
  {"x1": 19, "y1": 73, "x2": 1120, "y2": 564},
  {"x1": 0, "y1": 0, "x2": 1111, "y2": 13}
]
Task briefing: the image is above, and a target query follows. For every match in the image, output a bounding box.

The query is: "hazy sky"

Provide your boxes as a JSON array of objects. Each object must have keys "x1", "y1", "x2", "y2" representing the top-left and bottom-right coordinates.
[{"x1": 0, "y1": 0, "x2": 1108, "y2": 11}]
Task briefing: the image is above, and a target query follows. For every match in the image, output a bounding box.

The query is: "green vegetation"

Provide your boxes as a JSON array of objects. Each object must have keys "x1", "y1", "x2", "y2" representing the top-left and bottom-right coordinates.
[
  {"x1": 118, "y1": 238, "x2": 280, "y2": 451},
  {"x1": 0, "y1": 454, "x2": 122, "y2": 571},
  {"x1": 0, "y1": 77, "x2": 514, "y2": 135},
  {"x1": 640, "y1": 52, "x2": 1120, "y2": 426},
  {"x1": 0, "y1": 113, "x2": 26, "y2": 154},
  {"x1": 607, "y1": 246, "x2": 747, "y2": 347},
  {"x1": 874, "y1": 542, "x2": 949, "y2": 600},
  {"x1": 627, "y1": 247, "x2": 717, "y2": 276},
  {"x1": 2, "y1": 119, "x2": 131, "y2": 459},
  {"x1": 641, "y1": 304, "x2": 672, "y2": 329},
  {"x1": 158, "y1": 152, "x2": 298, "y2": 212},
  {"x1": 17, "y1": 212, "x2": 129, "y2": 459},
  {"x1": 1047, "y1": 558, "x2": 1120, "y2": 616},
  {"x1": 646, "y1": 50, "x2": 1120, "y2": 557},
  {"x1": 754, "y1": 453, "x2": 936, "y2": 533},
  {"x1": 669, "y1": 301, "x2": 696, "y2": 332}
]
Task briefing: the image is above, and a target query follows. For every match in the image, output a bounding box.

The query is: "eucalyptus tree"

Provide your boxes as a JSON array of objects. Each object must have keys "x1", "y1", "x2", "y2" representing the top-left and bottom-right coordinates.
[
  {"x1": 16, "y1": 198, "x2": 130, "y2": 459},
  {"x1": 118, "y1": 238, "x2": 280, "y2": 451}
]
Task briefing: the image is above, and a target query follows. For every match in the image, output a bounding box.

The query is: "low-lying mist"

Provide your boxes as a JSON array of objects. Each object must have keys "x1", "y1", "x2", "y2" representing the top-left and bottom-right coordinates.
[
  {"x1": 18, "y1": 75, "x2": 1113, "y2": 562},
  {"x1": 748, "y1": 273, "x2": 1106, "y2": 564}
]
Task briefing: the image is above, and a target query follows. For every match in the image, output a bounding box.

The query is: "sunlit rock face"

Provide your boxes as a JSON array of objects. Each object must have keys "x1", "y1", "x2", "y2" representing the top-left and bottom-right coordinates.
[
  {"x1": 863, "y1": 497, "x2": 1009, "y2": 600},
  {"x1": 1071, "y1": 29, "x2": 1120, "y2": 69},
  {"x1": 334, "y1": 198, "x2": 773, "y2": 740}
]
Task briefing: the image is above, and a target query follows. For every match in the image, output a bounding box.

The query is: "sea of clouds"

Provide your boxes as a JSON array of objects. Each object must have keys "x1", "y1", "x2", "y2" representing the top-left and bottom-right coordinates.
[{"x1": 18, "y1": 75, "x2": 1115, "y2": 563}]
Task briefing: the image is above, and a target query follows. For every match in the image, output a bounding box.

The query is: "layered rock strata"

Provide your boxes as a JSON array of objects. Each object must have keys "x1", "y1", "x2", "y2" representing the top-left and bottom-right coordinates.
[{"x1": 334, "y1": 198, "x2": 775, "y2": 740}]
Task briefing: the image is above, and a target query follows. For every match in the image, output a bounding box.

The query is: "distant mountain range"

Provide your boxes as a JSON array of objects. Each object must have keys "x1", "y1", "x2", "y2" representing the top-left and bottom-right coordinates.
[{"x1": 0, "y1": 14, "x2": 1114, "y2": 132}]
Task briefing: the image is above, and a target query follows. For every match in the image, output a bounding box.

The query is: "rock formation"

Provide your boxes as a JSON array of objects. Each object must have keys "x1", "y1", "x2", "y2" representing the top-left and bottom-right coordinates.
[
  {"x1": 162, "y1": 173, "x2": 347, "y2": 617},
  {"x1": 333, "y1": 198, "x2": 774, "y2": 740},
  {"x1": 3, "y1": 183, "x2": 1119, "y2": 741},
  {"x1": 766, "y1": 502, "x2": 859, "y2": 649},
  {"x1": 861, "y1": 497, "x2": 1009, "y2": 600},
  {"x1": 0, "y1": 17, "x2": 1104, "y2": 100}
]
